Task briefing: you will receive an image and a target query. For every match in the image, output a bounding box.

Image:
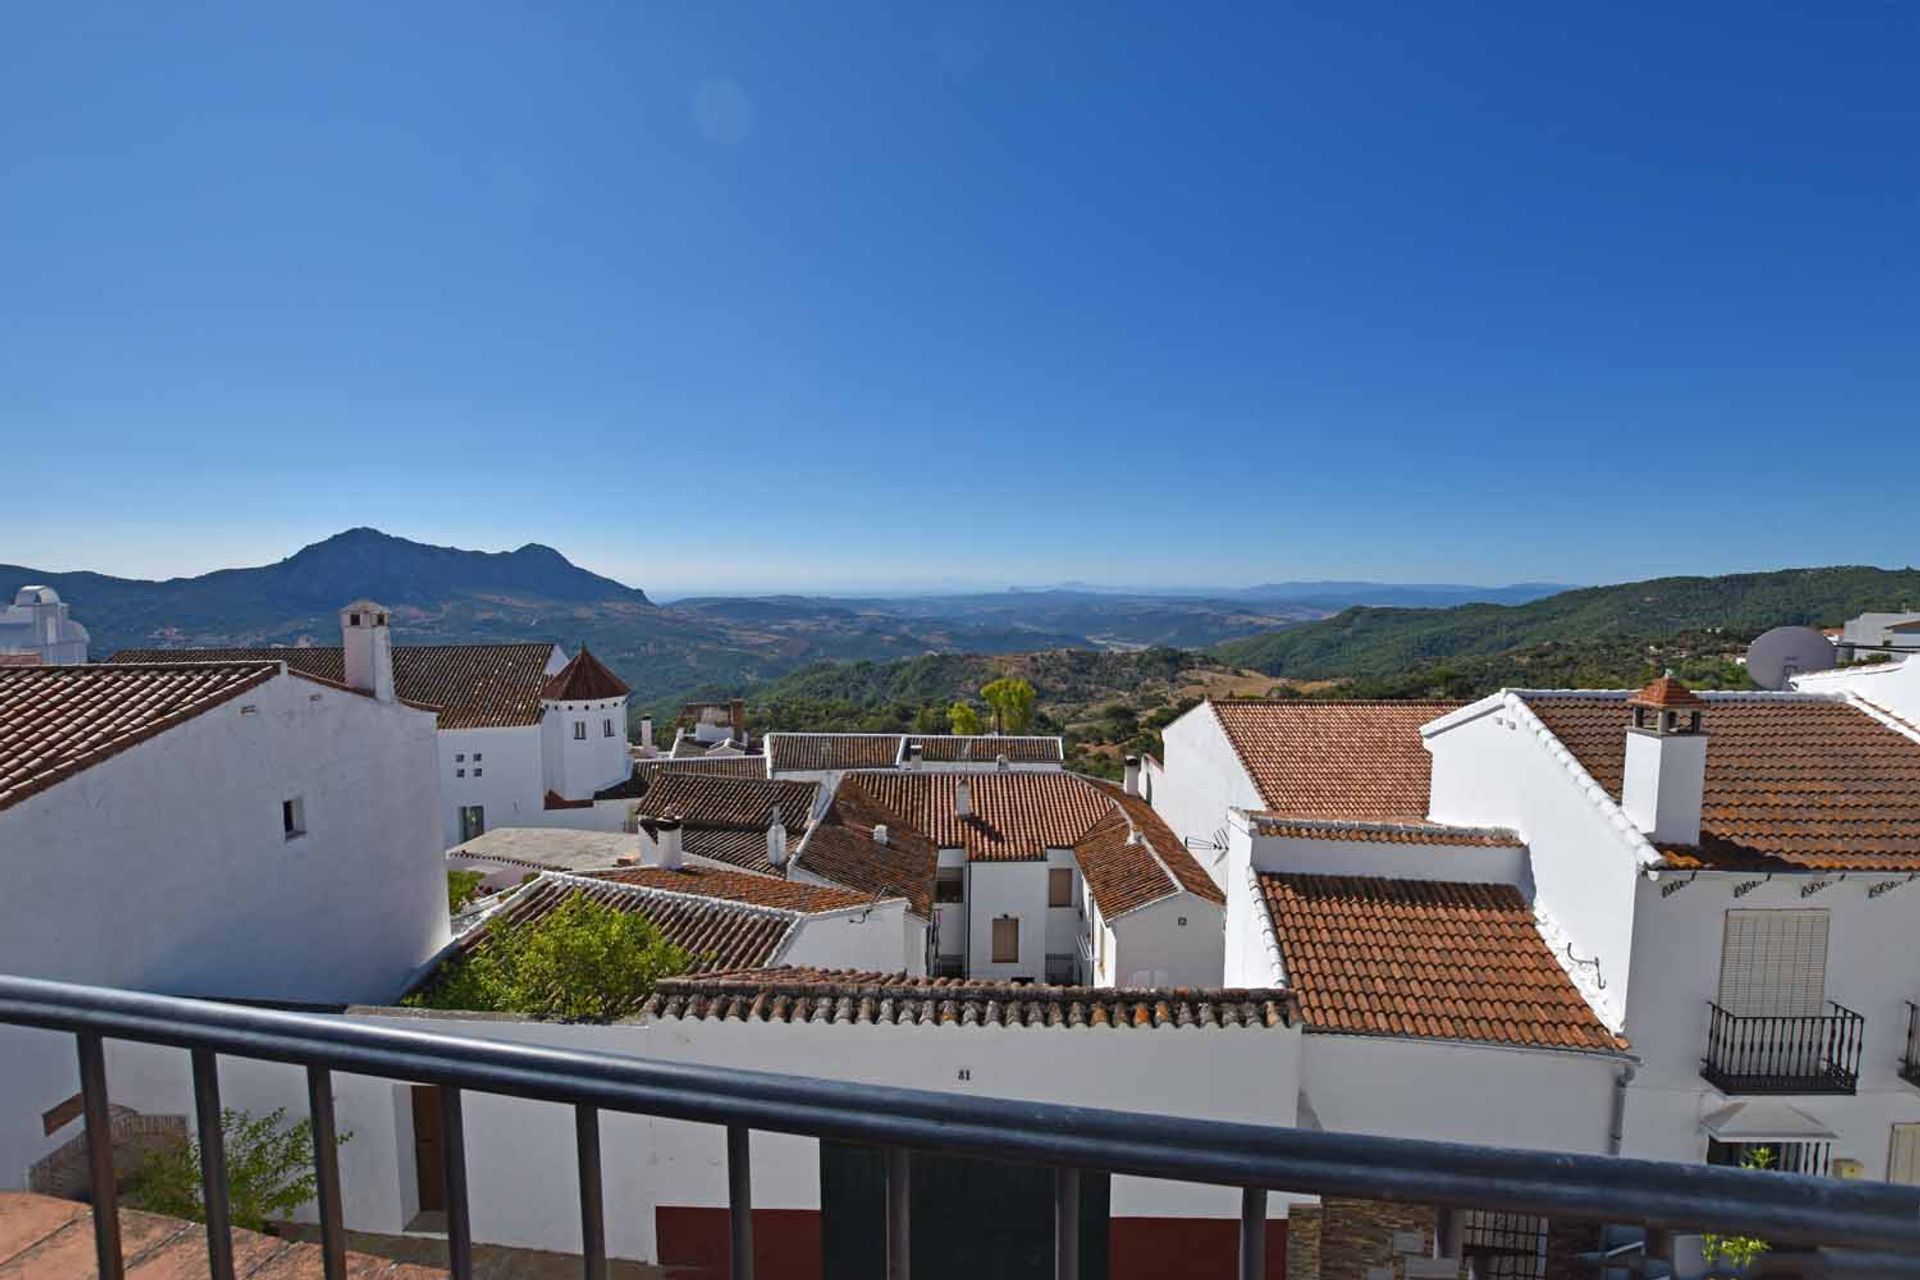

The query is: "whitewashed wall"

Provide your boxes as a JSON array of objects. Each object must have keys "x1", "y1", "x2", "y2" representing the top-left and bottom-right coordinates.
[
  {"x1": 778, "y1": 901, "x2": 918, "y2": 972},
  {"x1": 436, "y1": 725, "x2": 545, "y2": 847},
  {"x1": 966, "y1": 862, "x2": 1050, "y2": 981},
  {"x1": 1152, "y1": 705, "x2": 1260, "y2": 893},
  {"x1": 1245, "y1": 831, "x2": 1530, "y2": 886},
  {"x1": 1107, "y1": 895, "x2": 1223, "y2": 988}
]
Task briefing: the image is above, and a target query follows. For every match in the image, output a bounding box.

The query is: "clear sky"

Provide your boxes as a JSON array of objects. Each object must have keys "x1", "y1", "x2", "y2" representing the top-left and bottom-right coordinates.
[{"x1": 3, "y1": 4, "x2": 1916, "y2": 595}]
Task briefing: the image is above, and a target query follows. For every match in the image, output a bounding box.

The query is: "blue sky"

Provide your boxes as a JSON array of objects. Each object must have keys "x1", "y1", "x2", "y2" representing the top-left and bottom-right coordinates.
[{"x1": 3, "y1": 4, "x2": 1916, "y2": 594}]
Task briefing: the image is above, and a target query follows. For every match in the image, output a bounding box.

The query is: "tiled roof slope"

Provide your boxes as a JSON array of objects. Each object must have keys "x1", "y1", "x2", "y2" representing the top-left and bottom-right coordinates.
[
  {"x1": 1091, "y1": 779, "x2": 1225, "y2": 905},
  {"x1": 678, "y1": 825, "x2": 803, "y2": 875},
  {"x1": 911, "y1": 735, "x2": 1064, "y2": 764},
  {"x1": 795, "y1": 777, "x2": 939, "y2": 918},
  {"x1": 446, "y1": 874, "x2": 800, "y2": 976},
  {"x1": 1522, "y1": 692, "x2": 1920, "y2": 871},
  {"x1": 631, "y1": 754, "x2": 769, "y2": 780},
  {"x1": 644, "y1": 969, "x2": 1296, "y2": 1029},
  {"x1": 111, "y1": 643, "x2": 559, "y2": 730},
  {"x1": 766, "y1": 733, "x2": 905, "y2": 773},
  {"x1": 1257, "y1": 874, "x2": 1623, "y2": 1051},
  {"x1": 539, "y1": 647, "x2": 629, "y2": 701},
  {"x1": 631, "y1": 773, "x2": 818, "y2": 829},
  {"x1": 1209, "y1": 699, "x2": 1462, "y2": 819},
  {"x1": 855, "y1": 771, "x2": 1113, "y2": 861},
  {"x1": 1, "y1": 662, "x2": 278, "y2": 812},
  {"x1": 585, "y1": 866, "x2": 878, "y2": 912}
]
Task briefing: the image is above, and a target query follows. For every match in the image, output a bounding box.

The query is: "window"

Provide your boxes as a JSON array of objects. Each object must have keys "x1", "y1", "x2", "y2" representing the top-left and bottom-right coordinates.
[
  {"x1": 455, "y1": 753, "x2": 465, "y2": 763},
  {"x1": 281, "y1": 797, "x2": 306, "y2": 840},
  {"x1": 991, "y1": 916, "x2": 1019, "y2": 964},
  {"x1": 935, "y1": 867, "x2": 964, "y2": 904},
  {"x1": 573, "y1": 721, "x2": 587, "y2": 741},
  {"x1": 1719, "y1": 909, "x2": 1830, "y2": 1016},
  {"x1": 472, "y1": 768, "x2": 482, "y2": 778},
  {"x1": 455, "y1": 769, "x2": 465, "y2": 778},
  {"x1": 473, "y1": 753, "x2": 482, "y2": 762},
  {"x1": 603, "y1": 719, "x2": 616, "y2": 737},
  {"x1": 458, "y1": 806, "x2": 486, "y2": 843},
  {"x1": 1048, "y1": 867, "x2": 1073, "y2": 908},
  {"x1": 1892, "y1": 1125, "x2": 1920, "y2": 1186}
]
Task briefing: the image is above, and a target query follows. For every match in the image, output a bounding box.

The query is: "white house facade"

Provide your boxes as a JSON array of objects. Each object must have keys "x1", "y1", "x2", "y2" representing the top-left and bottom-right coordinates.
[{"x1": 0, "y1": 586, "x2": 89, "y2": 665}]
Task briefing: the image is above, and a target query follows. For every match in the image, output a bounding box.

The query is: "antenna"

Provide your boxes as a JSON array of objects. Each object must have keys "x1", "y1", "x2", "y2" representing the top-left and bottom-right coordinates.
[{"x1": 1745, "y1": 626, "x2": 1837, "y2": 691}]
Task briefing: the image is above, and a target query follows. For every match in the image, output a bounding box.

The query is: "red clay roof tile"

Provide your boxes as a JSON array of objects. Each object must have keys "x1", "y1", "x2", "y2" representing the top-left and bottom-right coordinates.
[{"x1": 1209, "y1": 700, "x2": 1461, "y2": 820}]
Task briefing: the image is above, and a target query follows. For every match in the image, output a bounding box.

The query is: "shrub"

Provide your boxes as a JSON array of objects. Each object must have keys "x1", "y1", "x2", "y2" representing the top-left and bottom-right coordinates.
[
  {"x1": 124, "y1": 1107, "x2": 349, "y2": 1232},
  {"x1": 447, "y1": 868, "x2": 487, "y2": 914}
]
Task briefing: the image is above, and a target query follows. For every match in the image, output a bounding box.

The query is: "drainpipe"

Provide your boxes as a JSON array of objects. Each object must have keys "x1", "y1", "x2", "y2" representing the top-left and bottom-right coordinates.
[{"x1": 1609, "y1": 1063, "x2": 1637, "y2": 1156}]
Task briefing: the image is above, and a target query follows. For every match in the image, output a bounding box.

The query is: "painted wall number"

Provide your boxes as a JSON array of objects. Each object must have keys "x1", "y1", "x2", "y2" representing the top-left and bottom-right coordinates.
[{"x1": 956, "y1": 1068, "x2": 971, "y2": 1081}]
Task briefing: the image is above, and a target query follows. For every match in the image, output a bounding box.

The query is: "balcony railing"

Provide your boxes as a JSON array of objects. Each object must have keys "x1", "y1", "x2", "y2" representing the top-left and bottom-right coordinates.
[
  {"x1": 1904, "y1": 1002, "x2": 1920, "y2": 1089},
  {"x1": 1701, "y1": 1000, "x2": 1865, "y2": 1095},
  {"x1": 2, "y1": 976, "x2": 1918, "y2": 1280}
]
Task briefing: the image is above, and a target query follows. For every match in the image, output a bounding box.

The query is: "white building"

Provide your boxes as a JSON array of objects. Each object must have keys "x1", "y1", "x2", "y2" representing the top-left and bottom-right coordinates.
[
  {"x1": 115, "y1": 602, "x2": 640, "y2": 847},
  {"x1": 0, "y1": 655, "x2": 447, "y2": 1188},
  {"x1": 1836, "y1": 610, "x2": 1920, "y2": 662},
  {"x1": 0, "y1": 586, "x2": 89, "y2": 665},
  {"x1": 1793, "y1": 650, "x2": 1920, "y2": 725},
  {"x1": 1156, "y1": 682, "x2": 1920, "y2": 1270}
]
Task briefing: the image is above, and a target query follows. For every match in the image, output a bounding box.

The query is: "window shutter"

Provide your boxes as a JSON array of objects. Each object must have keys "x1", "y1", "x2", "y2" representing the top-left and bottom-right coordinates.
[
  {"x1": 992, "y1": 916, "x2": 1019, "y2": 963},
  {"x1": 1891, "y1": 1125, "x2": 1920, "y2": 1186},
  {"x1": 1718, "y1": 910, "x2": 1829, "y2": 1016}
]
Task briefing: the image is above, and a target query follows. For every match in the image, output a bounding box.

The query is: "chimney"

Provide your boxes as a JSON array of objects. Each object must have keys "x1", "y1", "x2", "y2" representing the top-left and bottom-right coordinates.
[
  {"x1": 650, "y1": 818, "x2": 684, "y2": 870},
  {"x1": 729, "y1": 698, "x2": 748, "y2": 739},
  {"x1": 767, "y1": 808, "x2": 789, "y2": 869},
  {"x1": 955, "y1": 777, "x2": 973, "y2": 818},
  {"x1": 639, "y1": 714, "x2": 654, "y2": 753},
  {"x1": 340, "y1": 600, "x2": 395, "y2": 703},
  {"x1": 873, "y1": 824, "x2": 890, "y2": 847},
  {"x1": 1621, "y1": 676, "x2": 1709, "y2": 847},
  {"x1": 1123, "y1": 755, "x2": 1142, "y2": 796},
  {"x1": 904, "y1": 743, "x2": 924, "y2": 771}
]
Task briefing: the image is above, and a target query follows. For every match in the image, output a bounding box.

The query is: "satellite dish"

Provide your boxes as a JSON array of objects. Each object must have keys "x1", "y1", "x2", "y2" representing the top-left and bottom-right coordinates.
[{"x1": 1746, "y1": 626, "x2": 1837, "y2": 690}]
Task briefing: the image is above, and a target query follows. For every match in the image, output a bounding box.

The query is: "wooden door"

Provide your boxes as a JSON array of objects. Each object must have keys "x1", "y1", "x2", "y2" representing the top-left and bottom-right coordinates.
[
  {"x1": 411, "y1": 1086, "x2": 446, "y2": 1213},
  {"x1": 1891, "y1": 1124, "x2": 1920, "y2": 1185}
]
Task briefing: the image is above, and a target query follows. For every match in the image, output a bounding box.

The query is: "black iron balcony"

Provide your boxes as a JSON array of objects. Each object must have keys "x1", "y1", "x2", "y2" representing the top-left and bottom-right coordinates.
[
  {"x1": 1702, "y1": 1001, "x2": 1865, "y2": 1095},
  {"x1": 1, "y1": 977, "x2": 1918, "y2": 1280},
  {"x1": 1904, "y1": 1002, "x2": 1920, "y2": 1089}
]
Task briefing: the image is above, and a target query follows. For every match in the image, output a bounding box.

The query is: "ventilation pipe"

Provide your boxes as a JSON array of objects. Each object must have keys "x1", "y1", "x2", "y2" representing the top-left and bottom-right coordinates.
[
  {"x1": 955, "y1": 777, "x2": 973, "y2": 818},
  {"x1": 768, "y1": 809, "x2": 789, "y2": 869},
  {"x1": 638, "y1": 714, "x2": 654, "y2": 753},
  {"x1": 904, "y1": 743, "x2": 924, "y2": 771},
  {"x1": 651, "y1": 818, "x2": 684, "y2": 871},
  {"x1": 1122, "y1": 755, "x2": 1142, "y2": 796}
]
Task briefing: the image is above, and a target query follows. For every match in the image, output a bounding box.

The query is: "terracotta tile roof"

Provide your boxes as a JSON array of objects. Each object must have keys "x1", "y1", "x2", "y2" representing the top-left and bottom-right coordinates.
[
  {"x1": 678, "y1": 824, "x2": 803, "y2": 875},
  {"x1": 644, "y1": 969, "x2": 1297, "y2": 1029},
  {"x1": 1, "y1": 661, "x2": 279, "y2": 812},
  {"x1": 446, "y1": 874, "x2": 803, "y2": 976},
  {"x1": 1257, "y1": 874, "x2": 1623, "y2": 1051},
  {"x1": 910, "y1": 735, "x2": 1065, "y2": 764},
  {"x1": 795, "y1": 777, "x2": 940, "y2": 917},
  {"x1": 539, "y1": 647, "x2": 630, "y2": 701},
  {"x1": 1522, "y1": 692, "x2": 1920, "y2": 871},
  {"x1": 1628, "y1": 675, "x2": 1706, "y2": 710},
  {"x1": 854, "y1": 770, "x2": 1114, "y2": 861},
  {"x1": 766, "y1": 733, "x2": 906, "y2": 773},
  {"x1": 1209, "y1": 699, "x2": 1462, "y2": 820},
  {"x1": 631, "y1": 773, "x2": 819, "y2": 830},
  {"x1": 1249, "y1": 816, "x2": 1525, "y2": 847},
  {"x1": 1072, "y1": 779, "x2": 1225, "y2": 918},
  {"x1": 585, "y1": 865, "x2": 879, "y2": 912},
  {"x1": 630, "y1": 753, "x2": 769, "y2": 780},
  {"x1": 111, "y1": 643, "x2": 560, "y2": 729}
]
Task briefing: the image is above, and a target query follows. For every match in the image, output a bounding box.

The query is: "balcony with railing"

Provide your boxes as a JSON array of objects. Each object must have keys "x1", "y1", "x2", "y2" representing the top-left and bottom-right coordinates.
[
  {"x1": 1904, "y1": 1002, "x2": 1920, "y2": 1090},
  {"x1": 2, "y1": 976, "x2": 1918, "y2": 1280},
  {"x1": 1701, "y1": 1000, "x2": 1865, "y2": 1095}
]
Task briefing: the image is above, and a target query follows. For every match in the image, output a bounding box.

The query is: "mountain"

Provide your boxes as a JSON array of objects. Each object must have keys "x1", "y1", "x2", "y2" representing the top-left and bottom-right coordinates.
[
  {"x1": 1214, "y1": 565, "x2": 1920, "y2": 679},
  {"x1": 1229, "y1": 580, "x2": 1575, "y2": 609}
]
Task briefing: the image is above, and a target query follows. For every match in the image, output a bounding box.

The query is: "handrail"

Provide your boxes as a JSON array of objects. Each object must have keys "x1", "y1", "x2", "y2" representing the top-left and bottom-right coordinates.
[
  {"x1": 1701, "y1": 999, "x2": 1866, "y2": 1095},
  {"x1": 4, "y1": 975, "x2": 1920, "y2": 1276}
]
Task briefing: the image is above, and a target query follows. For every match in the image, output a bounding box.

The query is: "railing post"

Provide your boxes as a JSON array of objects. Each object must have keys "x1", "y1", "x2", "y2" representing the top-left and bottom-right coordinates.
[
  {"x1": 885, "y1": 1147, "x2": 911, "y2": 1280},
  {"x1": 76, "y1": 1032, "x2": 123, "y2": 1280},
  {"x1": 577, "y1": 1105, "x2": 606, "y2": 1280},
  {"x1": 1239, "y1": 1187, "x2": 1267, "y2": 1280},
  {"x1": 726, "y1": 1124, "x2": 754, "y2": 1280},
  {"x1": 439, "y1": 1085, "x2": 473, "y2": 1280},
  {"x1": 1054, "y1": 1167, "x2": 1081, "y2": 1280},
  {"x1": 306, "y1": 1066, "x2": 347, "y2": 1280},
  {"x1": 189, "y1": 1049, "x2": 236, "y2": 1280}
]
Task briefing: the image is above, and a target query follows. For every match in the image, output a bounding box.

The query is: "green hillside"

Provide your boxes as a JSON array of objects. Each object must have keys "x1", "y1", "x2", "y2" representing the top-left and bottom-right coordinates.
[{"x1": 1214, "y1": 566, "x2": 1920, "y2": 678}]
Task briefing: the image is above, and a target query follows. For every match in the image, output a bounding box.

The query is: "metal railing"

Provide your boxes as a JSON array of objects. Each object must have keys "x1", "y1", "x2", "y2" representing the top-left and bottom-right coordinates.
[
  {"x1": 1701, "y1": 1000, "x2": 1865, "y2": 1095},
  {"x1": 1904, "y1": 1002, "x2": 1920, "y2": 1089},
  {"x1": 3, "y1": 976, "x2": 1920, "y2": 1280}
]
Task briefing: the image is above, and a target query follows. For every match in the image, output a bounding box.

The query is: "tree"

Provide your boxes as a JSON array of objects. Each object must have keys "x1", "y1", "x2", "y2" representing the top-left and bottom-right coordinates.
[
  {"x1": 407, "y1": 892, "x2": 693, "y2": 1021},
  {"x1": 124, "y1": 1107, "x2": 349, "y2": 1232},
  {"x1": 979, "y1": 677, "x2": 1036, "y2": 734},
  {"x1": 1700, "y1": 1148, "x2": 1772, "y2": 1273},
  {"x1": 447, "y1": 868, "x2": 486, "y2": 915},
  {"x1": 947, "y1": 701, "x2": 984, "y2": 735}
]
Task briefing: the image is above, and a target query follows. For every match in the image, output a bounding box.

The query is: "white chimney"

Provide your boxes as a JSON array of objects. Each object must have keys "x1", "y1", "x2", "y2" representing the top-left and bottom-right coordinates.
[
  {"x1": 904, "y1": 743, "x2": 923, "y2": 771},
  {"x1": 639, "y1": 714, "x2": 654, "y2": 753},
  {"x1": 1122, "y1": 755, "x2": 1142, "y2": 796},
  {"x1": 955, "y1": 777, "x2": 973, "y2": 818},
  {"x1": 873, "y1": 824, "x2": 889, "y2": 847},
  {"x1": 767, "y1": 809, "x2": 789, "y2": 869},
  {"x1": 650, "y1": 818, "x2": 684, "y2": 870},
  {"x1": 340, "y1": 600, "x2": 395, "y2": 703},
  {"x1": 1621, "y1": 677, "x2": 1708, "y2": 847}
]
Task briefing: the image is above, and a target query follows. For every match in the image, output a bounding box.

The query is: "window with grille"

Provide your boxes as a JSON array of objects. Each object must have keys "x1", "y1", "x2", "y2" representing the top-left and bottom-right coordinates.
[
  {"x1": 1718, "y1": 909, "x2": 1830, "y2": 1016},
  {"x1": 1707, "y1": 1138, "x2": 1831, "y2": 1177},
  {"x1": 991, "y1": 916, "x2": 1019, "y2": 963},
  {"x1": 604, "y1": 719, "x2": 615, "y2": 737},
  {"x1": 573, "y1": 721, "x2": 587, "y2": 741},
  {"x1": 1459, "y1": 1210, "x2": 1547, "y2": 1280}
]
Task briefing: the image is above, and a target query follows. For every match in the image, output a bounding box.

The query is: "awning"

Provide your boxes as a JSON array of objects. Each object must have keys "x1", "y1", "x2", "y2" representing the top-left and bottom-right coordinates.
[{"x1": 1700, "y1": 1100, "x2": 1836, "y2": 1143}]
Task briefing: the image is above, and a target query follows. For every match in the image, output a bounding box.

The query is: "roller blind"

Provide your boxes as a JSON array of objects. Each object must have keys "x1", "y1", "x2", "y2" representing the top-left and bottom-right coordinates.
[
  {"x1": 1717, "y1": 910, "x2": 1829, "y2": 1017},
  {"x1": 1891, "y1": 1125, "x2": 1920, "y2": 1186}
]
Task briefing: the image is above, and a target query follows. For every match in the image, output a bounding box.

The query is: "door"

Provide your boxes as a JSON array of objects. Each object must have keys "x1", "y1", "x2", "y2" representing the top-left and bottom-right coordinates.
[
  {"x1": 1717, "y1": 910, "x2": 1829, "y2": 1016},
  {"x1": 1892, "y1": 1125, "x2": 1920, "y2": 1185},
  {"x1": 458, "y1": 805, "x2": 486, "y2": 843},
  {"x1": 411, "y1": 1086, "x2": 446, "y2": 1214}
]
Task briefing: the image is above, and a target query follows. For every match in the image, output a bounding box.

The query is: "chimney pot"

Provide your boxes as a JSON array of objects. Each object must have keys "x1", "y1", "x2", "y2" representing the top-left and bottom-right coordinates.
[
  {"x1": 768, "y1": 809, "x2": 789, "y2": 869},
  {"x1": 650, "y1": 818, "x2": 685, "y2": 870},
  {"x1": 905, "y1": 742, "x2": 924, "y2": 771},
  {"x1": 639, "y1": 714, "x2": 654, "y2": 753},
  {"x1": 873, "y1": 823, "x2": 889, "y2": 847},
  {"x1": 340, "y1": 600, "x2": 396, "y2": 703},
  {"x1": 1621, "y1": 681, "x2": 1708, "y2": 846},
  {"x1": 1123, "y1": 755, "x2": 1142, "y2": 797},
  {"x1": 955, "y1": 777, "x2": 973, "y2": 818}
]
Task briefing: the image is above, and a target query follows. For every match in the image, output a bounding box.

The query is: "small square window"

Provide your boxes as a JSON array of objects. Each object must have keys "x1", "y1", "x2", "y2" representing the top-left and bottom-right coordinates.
[
  {"x1": 473, "y1": 753, "x2": 482, "y2": 762},
  {"x1": 455, "y1": 753, "x2": 465, "y2": 763},
  {"x1": 473, "y1": 768, "x2": 482, "y2": 777},
  {"x1": 456, "y1": 769, "x2": 465, "y2": 778},
  {"x1": 573, "y1": 722, "x2": 587, "y2": 741},
  {"x1": 282, "y1": 797, "x2": 306, "y2": 840}
]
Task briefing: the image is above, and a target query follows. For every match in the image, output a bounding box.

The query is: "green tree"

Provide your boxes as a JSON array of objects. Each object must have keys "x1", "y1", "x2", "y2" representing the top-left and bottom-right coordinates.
[
  {"x1": 979, "y1": 677, "x2": 1036, "y2": 734},
  {"x1": 1700, "y1": 1148, "x2": 1772, "y2": 1273},
  {"x1": 407, "y1": 892, "x2": 693, "y2": 1021},
  {"x1": 447, "y1": 868, "x2": 486, "y2": 915},
  {"x1": 947, "y1": 701, "x2": 984, "y2": 735},
  {"x1": 124, "y1": 1107, "x2": 349, "y2": 1232}
]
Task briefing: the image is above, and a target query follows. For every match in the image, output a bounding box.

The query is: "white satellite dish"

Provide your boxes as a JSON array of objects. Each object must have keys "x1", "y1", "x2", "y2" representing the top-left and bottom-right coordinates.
[{"x1": 1746, "y1": 626, "x2": 1837, "y2": 690}]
